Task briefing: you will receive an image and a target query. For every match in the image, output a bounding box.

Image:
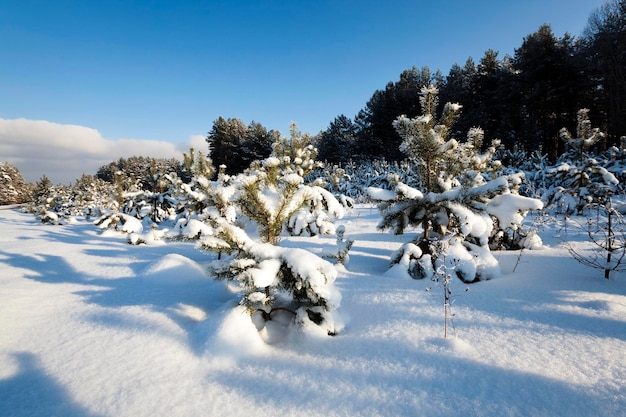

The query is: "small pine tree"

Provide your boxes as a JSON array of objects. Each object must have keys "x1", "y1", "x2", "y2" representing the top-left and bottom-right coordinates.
[
  {"x1": 198, "y1": 125, "x2": 344, "y2": 334},
  {"x1": 0, "y1": 162, "x2": 33, "y2": 205},
  {"x1": 237, "y1": 123, "x2": 342, "y2": 243},
  {"x1": 544, "y1": 109, "x2": 615, "y2": 215},
  {"x1": 369, "y1": 85, "x2": 542, "y2": 282},
  {"x1": 201, "y1": 212, "x2": 341, "y2": 334}
]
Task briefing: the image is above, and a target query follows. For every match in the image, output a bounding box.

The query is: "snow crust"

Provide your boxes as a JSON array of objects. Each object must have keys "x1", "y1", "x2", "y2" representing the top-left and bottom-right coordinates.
[{"x1": 1, "y1": 207, "x2": 625, "y2": 417}]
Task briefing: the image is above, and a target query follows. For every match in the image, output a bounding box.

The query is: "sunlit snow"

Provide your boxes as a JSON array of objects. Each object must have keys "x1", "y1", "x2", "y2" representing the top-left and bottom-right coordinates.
[{"x1": 1, "y1": 206, "x2": 625, "y2": 417}]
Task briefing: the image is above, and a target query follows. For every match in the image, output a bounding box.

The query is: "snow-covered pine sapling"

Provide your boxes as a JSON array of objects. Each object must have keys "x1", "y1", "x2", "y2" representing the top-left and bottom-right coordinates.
[
  {"x1": 94, "y1": 212, "x2": 144, "y2": 234},
  {"x1": 168, "y1": 148, "x2": 237, "y2": 243},
  {"x1": 368, "y1": 85, "x2": 543, "y2": 283},
  {"x1": 322, "y1": 225, "x2": 354, "y2": 265},
  {"x1": 238, "y1": 123, "x2": 344, "y2": 243},
  {"x1": 200, "y1": 211, "x2": 342, "y2": 335},
  {"x1": 200, "y1": 125, "x2": 344, "y2": 334},
  {"x1": 559, "y1": 108, "x2": 604, "y2": 165},
  {"x1": 545, "y1": 108, "x2": 611, "y2": 215},
  {"x1": 566, "y1": 195, "x2": 626, "y2": 279}
]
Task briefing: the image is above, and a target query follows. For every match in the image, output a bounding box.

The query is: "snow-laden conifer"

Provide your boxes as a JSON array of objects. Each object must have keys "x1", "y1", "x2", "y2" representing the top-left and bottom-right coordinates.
[
  {"x1": 166, "y1": 148, "x2": 236, "y2": 240},
  {"x1": 0, "y1": 162, "x2": 33, "y2": 205},
  {"x1": 198, "y1": 125, "x2": 344, "y2": 335},
  {"x1": 200, "y1": 209, "x2": 341, "y2": 335},
  {"x1": 369, "y1": 85, "x2": 543, "y2": 282},
  {"x1": 236, "y1": 123, "x2": 344, "y2": 243},
  {"x1": 543, "y1": 109, "x2": 617, "y2": 215}
]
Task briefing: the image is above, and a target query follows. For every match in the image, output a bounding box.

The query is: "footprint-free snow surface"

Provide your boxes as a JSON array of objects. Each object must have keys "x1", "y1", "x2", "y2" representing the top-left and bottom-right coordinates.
[{"x1": 1, "y1": 207, "x2": 625, "y2": 416}]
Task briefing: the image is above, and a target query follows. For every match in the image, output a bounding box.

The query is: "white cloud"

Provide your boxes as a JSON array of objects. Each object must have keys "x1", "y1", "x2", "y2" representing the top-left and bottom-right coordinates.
[{"x1": 0, "y1": 118, "x2": 204, "y2": 184}]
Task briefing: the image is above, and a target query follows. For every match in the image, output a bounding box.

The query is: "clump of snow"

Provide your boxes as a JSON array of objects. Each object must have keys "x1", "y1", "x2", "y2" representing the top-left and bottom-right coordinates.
[
  {"x1": 599, "y1": 166, "x2": 619, "y2": 185},
  {"x1": 519, "y1": 230, "x2": 544, "y2": 250},
  {"x1": 447, "y1": 202, "x2": 493, "y2": 245},
  {"x1": 41, "y1": 211, "x2": 61, "y2": 225},
  {"x1": 168, "y1": 218, "x2": 214, "y2": 240},
  {"x1": 439, "y1": 236, "x2": 477, "y2": 282},
  {"x1": 366, "y1": 187, "x2": 396, "y2": 201},
  {"x1": 94, "y1": 212, "x2": 144, "y2": 234},
  {"x1": 141, "y1": 253, "x2": 208, "y2": 285},
  {"x1": 487, "y1": 193, "x2": 544, "y2": 230}
]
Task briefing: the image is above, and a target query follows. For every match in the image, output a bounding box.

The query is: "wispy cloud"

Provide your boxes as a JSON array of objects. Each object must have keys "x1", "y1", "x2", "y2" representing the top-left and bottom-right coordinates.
[{"x1": 0, "y1": 118, "x2": 205, "y2": 184}]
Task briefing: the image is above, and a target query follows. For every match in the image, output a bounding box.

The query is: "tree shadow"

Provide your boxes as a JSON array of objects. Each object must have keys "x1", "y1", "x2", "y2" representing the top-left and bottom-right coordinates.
[
  {"x1": 0, "y1": 352, "x2": 104, "y2": 417},
  {"x1": 465, "y1": 272, "x2": 626, "y2": 342},
  {"x1": 207, "y1": 334, "x2": 620, "y2": 417},
  {"x1": 0, "y1": 234, "x2": 233, "y2": 358}
]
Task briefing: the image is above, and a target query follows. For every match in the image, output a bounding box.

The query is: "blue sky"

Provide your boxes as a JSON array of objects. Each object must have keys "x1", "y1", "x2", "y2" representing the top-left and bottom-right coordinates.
[{"x1": 0, "y1": 0, "x2": 606, "y2": 183}]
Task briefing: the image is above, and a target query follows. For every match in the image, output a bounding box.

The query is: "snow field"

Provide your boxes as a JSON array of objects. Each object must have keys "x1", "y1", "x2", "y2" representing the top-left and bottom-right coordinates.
[{"x1": 0, "y1": 206, "x2": 625, "y2": 416}]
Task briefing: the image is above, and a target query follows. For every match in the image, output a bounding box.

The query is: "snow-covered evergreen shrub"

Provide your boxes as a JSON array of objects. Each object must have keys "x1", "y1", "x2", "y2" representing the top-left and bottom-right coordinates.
[
  {"x1": 200, "y1": 211, "x2": 341, "y2": 335},
  {"x1": 235, "y1": 123, "x2": 344, "y2": 243},
  {"x1": 40, "y1": 210, "x2": 62, "y2": 225},
  {"x1": 94, "y1": 212, "x2": 144, "y2": 234},
  {"x1": 369, "y1": 85, "x2": 543, "y2": 282},
  {"x1": 322, "y1": 225, "x2": 354, "y2": 265},
  {"x1": 167, "y1": 150, "x2": 237, "y2": 242},
  {"x1": 197, "y1": 126, "x2": 345, "y2": 335},
  {"x1": 542, "y1": 109, "x2": 617, "y2": 215},
  {"x1": 0, "y1": 162, "x2": 32, "y2": 205}
]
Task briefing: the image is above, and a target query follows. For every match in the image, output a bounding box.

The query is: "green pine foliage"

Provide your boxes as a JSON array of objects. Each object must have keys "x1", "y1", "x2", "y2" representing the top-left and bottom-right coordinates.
[
  {"x1": 236, "y1": 123, "x2": 341, "y2": 244},
  {"x1": 369, "y1": 85, "x2": 542, "y2": 282},
  {"x1": 543, "y1": 109, "x2": 617, "y2": 214},
  {"x1": 0, "y1": 162, "x2": 33, "y2": 205},
  {"x1": 201, "y1": 212, "x2": 341, "y2": 333}
]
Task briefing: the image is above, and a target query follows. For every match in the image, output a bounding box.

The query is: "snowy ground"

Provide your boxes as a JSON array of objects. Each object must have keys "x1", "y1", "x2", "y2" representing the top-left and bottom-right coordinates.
[{"x1": 1, "y1": 206, "x2": 625, "y2": 417}]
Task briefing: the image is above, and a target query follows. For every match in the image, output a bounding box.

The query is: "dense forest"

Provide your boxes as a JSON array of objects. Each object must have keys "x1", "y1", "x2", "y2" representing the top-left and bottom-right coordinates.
[{"x1": 208, "y1": 1, "x2": 626, "y2": 171}]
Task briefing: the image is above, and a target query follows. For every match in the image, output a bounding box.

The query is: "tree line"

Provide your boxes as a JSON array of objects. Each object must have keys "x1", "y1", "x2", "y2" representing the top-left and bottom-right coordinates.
[{"x1": 208, "y1": 1, "x2": 626, "y2": 171}]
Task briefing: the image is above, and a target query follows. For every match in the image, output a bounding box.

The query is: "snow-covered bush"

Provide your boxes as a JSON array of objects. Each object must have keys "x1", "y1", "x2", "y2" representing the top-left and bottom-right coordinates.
[
  {"x1": 236, "y1": 124, "x2": 344, "y2": 243},
  {"x1": 197, "y1": 126, "x2": 345, "y2": 335},
  {"x1": 321, "y1": 225, "x2": 354, "y2": 265},
  {"x1": 541, "y1": 109, "x2": 618, "y2": 215},
  {"x1": 94, "y1": 212, "x2": 144, "y2": 234},
  {"x1": 0, "y1": 162, "x2": 33, "y2": 205},
  {"x1": 486, "y1": 191, "x2": 545, "y2": 249},
  {"x1": 200, "y1": 211, "x2": 341, "y2": 335},
  {"x1": 40, "y1": 210, "x2": 62, "y2": 225},
  {"x1": 369, "y1": 85, "x2": 543, "y2": 282},
  {"x1": 172, "y1": 154, "x2": 237, "y2": 233}
]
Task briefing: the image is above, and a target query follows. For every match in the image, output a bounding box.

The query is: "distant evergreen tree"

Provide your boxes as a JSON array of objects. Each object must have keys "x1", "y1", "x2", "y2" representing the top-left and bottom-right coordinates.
[
  {"x1": 316, "y1": 114, "x2": 358, "y2": 164},
  {"x1": 206, "y1": 117, "x2": 277, "y2": 175},
  {"x1": 33, "y1": 175, "x2": 53, "y2": 204},
  {"x1": 583, "y1": 0, "x2": 626, "y2": 143},
  {"x1": 0, "y1": 162, "x2": 32, "y2": 204},
  {"x1": 439, "y1": 58, "x2": 475, "y2": 134},
  {"x1": 355, "y1": 66, "x2": 443, "y2": 162},
  {"x1": 513, "y1": 24, "x2": 587, "y2": 159}
]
